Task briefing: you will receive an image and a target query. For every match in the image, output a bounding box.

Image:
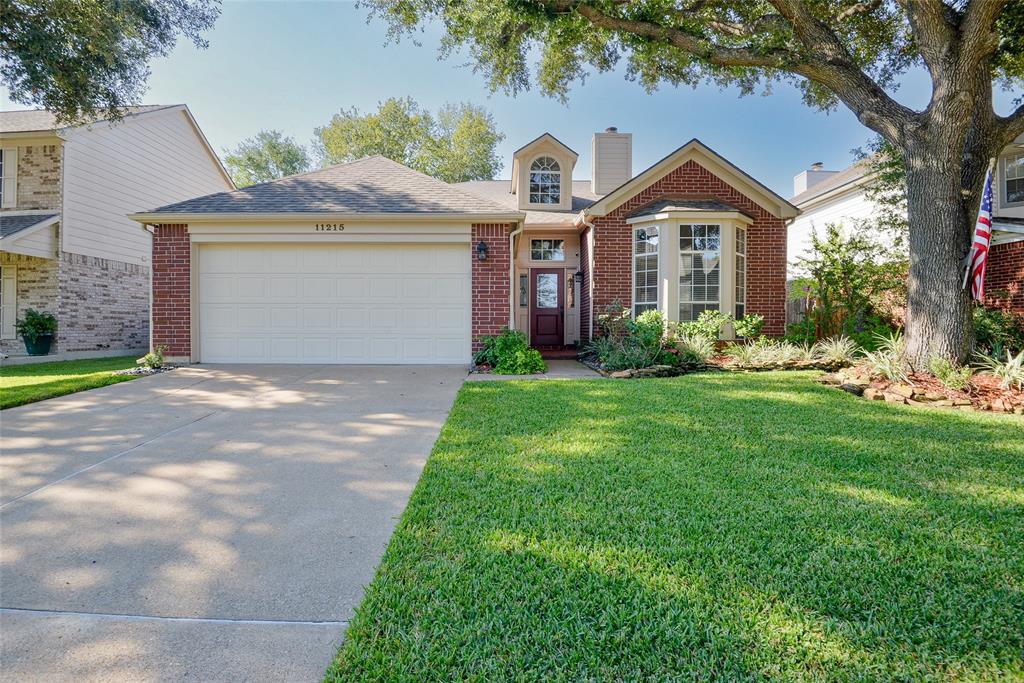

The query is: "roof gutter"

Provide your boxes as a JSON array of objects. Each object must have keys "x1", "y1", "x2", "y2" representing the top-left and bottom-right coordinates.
[{"x1": 128, "y1": 211, "x2": 526, "y2": 224}]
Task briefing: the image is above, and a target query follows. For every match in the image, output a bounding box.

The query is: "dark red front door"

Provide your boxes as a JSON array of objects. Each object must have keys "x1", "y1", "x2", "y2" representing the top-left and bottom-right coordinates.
[{"x1": 530, "y1": 268, "x2": 564, "y2": 346}]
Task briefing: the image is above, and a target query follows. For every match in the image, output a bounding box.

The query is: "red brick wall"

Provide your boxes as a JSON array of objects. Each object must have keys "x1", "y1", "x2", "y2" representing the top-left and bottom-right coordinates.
[
  {"x1": 471, "y1": 223, "x2": 512, "y2": 350},
  {"x1": 984, "y1": 241, "x2": 1023, "y2": 315},
  {"x1": 151, "y1": 224, "x2": 191, "y2": 357},
  {"x1": 589, "y1": 159, "x2": 788, "y2": 336}
]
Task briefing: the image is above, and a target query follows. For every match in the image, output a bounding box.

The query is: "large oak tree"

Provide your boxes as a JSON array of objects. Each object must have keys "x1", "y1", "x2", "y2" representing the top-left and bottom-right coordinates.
[{"x1": 364, "y1": 0, "x2": 1024, "y2": 365}]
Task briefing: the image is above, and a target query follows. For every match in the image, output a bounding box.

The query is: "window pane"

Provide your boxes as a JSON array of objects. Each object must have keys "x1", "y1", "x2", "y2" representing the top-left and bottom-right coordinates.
[
  {"x1": 519, "y1": 274, "x2": 528, "y2": 307},
  {"x1": 1007, "y1": 177, "x2": 1024, "y2": 204},
  {"x1": 634, "y1": 226, "x2": 660, "y2": 316},
  {"x1": 536, "y1": 273, "x2": 558, "y2": 308}
]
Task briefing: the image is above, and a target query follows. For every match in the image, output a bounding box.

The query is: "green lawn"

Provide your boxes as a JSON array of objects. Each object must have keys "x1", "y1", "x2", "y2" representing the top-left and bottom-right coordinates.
[
  {"x1": 327, "y1": 372, "x2": 1023, "y2": 681},
  {"x1": 0, "y1": 356, "x2": 140, "y2": 409}
]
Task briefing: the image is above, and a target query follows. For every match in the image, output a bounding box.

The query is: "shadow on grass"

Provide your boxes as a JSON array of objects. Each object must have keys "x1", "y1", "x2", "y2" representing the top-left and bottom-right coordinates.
[{"x1": 327, "y1": 372, "x2": 1024, "y2": 680}]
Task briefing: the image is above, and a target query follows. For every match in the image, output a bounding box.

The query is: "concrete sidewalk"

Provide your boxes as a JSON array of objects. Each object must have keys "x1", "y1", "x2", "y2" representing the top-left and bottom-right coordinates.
[{"x1": 0, "y1": 364, "x2": 465, "y2": 682}]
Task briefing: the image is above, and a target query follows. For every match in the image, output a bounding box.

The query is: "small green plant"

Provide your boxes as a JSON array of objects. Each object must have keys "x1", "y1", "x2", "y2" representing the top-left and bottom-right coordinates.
[
  {"x1": 14, "y1": 309, "x2": 57, "y2": 343},
  {"x1": 927, "y1": 355, "x2": 973, "y2": 391},
  {"x1": 733, "y1": 314, "x2": 764, "y2": 340},
  {"x1": 812, "y1": 336, "x2": 860, "y2": 365},
  {"x1": 585, "y1": 336, "x2": 617, "y2": 365},
  {"x1": 973, "y1": 349, "x2": 1024, "y2": 390},
  {"x1": 675, "y1": 333, "x2": 715, "y2": 366},
  {"x1": 860, "y1": 331, "x2": 909, "y2": 383},
  {"x1": 137, "y1": 345, "x2": 168, "y2": 369},
  {"x1": 723, "y1": 338, "x2": 808, "y2": 366},
  {"x1": 678, "y1": 310, "x2": 732, "y2": 339},
  {"x1": 475, "y1": 328, "x2": 547, "y2": 374},
  {"x1": 973, "y1": 307, "x2": 1024, "y2": 354}
]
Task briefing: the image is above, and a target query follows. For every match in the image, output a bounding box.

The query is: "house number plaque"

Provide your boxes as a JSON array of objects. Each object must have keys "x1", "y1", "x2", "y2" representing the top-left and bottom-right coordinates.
[{"x1": 314, "y1": 223, "x2": 346, "y2": 231}]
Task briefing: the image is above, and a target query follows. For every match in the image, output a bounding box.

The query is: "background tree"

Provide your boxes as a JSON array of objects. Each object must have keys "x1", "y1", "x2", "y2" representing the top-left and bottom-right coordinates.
[
  {"x1": 224, "y1": 130, "x2": 311, "y2": 187},
  {"x1": 316, "y1": 97, "x2": 504, "y2": 183},
  {"x1": 1, "y1": 0, "x2": 220, "y2": 123},
  {"x1": 364, "y1": 0, "x2": 1024, "y2": 366}
]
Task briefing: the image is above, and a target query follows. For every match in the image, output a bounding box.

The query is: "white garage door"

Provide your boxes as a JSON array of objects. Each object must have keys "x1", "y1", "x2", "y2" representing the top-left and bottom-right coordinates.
[{"x1": 198, "y1": 243, "x2": 471, "y2": 364}]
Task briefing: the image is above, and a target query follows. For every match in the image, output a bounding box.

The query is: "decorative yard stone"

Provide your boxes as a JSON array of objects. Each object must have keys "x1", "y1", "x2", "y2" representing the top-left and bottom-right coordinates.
[
  {"x1": 839, "y1": 383, "x2": 865, "y2": 396},
  {"x1": 883, "y1": 392, "x2": 907, "y2": 404},
  {"x1": 610, "y1": 370, "x2": 634, "y2": 379},
  {"x1": 933, "y1": 399, "x2": 954, "y2": 407},
  {"x1": 890, "y1": 384, "x2": 915, "y2": 399},
  {"x1": 952, "y1": 399, "x2": 973, "y2": 406},
  {"x1": 922, "y1": 391, "x2": 947, "y2": 401},
  {"x1": 863, "y1": 388, "x2": 884, "y2": 400},
  {"x1": 818, "y1": 373, "x2": 841, "y2": 386}
]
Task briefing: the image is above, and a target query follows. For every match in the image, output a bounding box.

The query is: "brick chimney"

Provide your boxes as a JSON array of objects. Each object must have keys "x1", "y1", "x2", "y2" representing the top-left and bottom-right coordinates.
[{"x1": 591, "y1": 127, "x2": 632, "y2": 195}]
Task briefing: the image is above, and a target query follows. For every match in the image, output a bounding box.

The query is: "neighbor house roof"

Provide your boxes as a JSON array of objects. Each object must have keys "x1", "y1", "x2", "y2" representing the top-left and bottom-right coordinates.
[
  {"x1": 0, "y1": 212, "x2": 59, "y2": 238},
  {"x1": 457, "y1": 180, "x2": 601, "y2": 225},
  {"x1": 790, "y1": 159, "x2": 873, "y2": 206},
  {"x1": 132, "y1": 156, "x2": 524, "y2": 221},
  {"x1": 0, "y1": 105, "x2": 174, "y2": 134},
  {"x1": 626, "y1": 198, "x2": 752, "y2": 219}
]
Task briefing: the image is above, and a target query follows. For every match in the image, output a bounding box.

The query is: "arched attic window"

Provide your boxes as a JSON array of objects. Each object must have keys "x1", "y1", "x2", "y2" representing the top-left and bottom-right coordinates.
[{"x1": 529, "y1": 156, "x2": 561, "y2": 204}]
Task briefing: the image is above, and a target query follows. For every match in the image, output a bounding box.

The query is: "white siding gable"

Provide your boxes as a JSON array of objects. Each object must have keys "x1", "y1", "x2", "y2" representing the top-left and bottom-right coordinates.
[
  {"x1": 61, "y1": 108, "x2": 231, "y2": 265},
  {"x1": 788, "y1": 190, "x2": 878, "y2": 275}
]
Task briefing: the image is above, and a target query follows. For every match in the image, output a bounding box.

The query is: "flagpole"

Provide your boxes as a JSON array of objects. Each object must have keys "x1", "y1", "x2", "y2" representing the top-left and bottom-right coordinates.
[{"x1": 962, "y1": 158, "x2": 997, "y2": 291}]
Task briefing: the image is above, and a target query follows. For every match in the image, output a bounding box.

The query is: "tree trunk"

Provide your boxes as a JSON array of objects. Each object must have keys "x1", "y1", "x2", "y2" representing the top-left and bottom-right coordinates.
[{"x1": 902, "y1": 146, "x2": 987, "y2": 367}]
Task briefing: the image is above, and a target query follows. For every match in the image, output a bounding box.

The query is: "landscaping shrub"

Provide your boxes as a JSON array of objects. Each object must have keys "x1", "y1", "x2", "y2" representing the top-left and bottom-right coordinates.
[
  {"x1": 602, "y1": 309, "x2": 672, "y2": 371},
  {"x1": 928, "y1": 355, "x2": 973, "y2": 391},
  {"x1": 678, "y1": 309, "x2": 731, "y2": 339},
  {"x1": 811, "y1": 336, "x2": 860, "y2": 364},
  {"x1": 136, "y1": 345, "x2": 168, "y2": 370},
  {"x1": 14, "y1": 309, "x2": 57, "y2": 343},
  {"x1": 674, "y1": 332, "x2": 715, "y2": 366},
  {"x1": 474, "y1": 328, "x2": 547, "y2": 374},
  {"x1": 732, "y1": 314, "x2": 764, "y2": 339},
  {"x1": 860, "y1": 331, "x2": 909, "y2": 383},
  {"x1": 723, "y1": 338, "x2": 812, "y2": 366},
  {"x1": 973, "y1": 349, "x2": 1024, "y2": 390},
  {"x1": 973, "y1": 307, "x2": 1024, "y2": 354}
]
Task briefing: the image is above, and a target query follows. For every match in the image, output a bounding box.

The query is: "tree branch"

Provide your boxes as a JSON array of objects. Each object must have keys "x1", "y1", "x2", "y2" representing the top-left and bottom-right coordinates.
[
  {"x1": 837, "y1": 0, "x2": 883, "y2": 22},
  {"x1": 1000, "y1": 102, "x2": 1024, "y2": 143}
]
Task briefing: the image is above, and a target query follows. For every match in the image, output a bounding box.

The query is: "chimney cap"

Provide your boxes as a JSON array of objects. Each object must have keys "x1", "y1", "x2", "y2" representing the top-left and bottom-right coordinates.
[
  {"x1": 810, "y1": 161, "x2": 824, "y2": 171},
  {"x1": 604, "y1": 126, "x2": 618, "y2": 133}
]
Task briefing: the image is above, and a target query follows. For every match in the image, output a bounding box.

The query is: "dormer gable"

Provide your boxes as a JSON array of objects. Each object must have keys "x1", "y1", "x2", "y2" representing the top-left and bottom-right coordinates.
[{"x1": 510, "y1": 133, "x2": 578, "y2": 212}]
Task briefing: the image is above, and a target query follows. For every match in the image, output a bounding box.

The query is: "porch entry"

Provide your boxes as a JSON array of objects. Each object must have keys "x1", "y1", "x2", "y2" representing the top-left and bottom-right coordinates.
[{"x1": 530, "y1": 268, "x2": 564, "y2": 346}]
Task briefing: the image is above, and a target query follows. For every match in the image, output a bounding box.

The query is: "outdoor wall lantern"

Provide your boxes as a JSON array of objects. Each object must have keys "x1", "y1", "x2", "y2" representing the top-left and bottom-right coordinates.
[
  {"x1": 476, "y1": 241, "x2": 489, "y2": 261},
  {"x1": 574, "y1": 270, "x2": 584, "y2": 284}
]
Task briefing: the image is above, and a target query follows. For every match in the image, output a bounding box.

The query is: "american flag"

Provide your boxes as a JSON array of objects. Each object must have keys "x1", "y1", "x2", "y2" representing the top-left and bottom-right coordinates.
[{"x1": 964, "y1": 165, "x2": 994, "y2": 301}]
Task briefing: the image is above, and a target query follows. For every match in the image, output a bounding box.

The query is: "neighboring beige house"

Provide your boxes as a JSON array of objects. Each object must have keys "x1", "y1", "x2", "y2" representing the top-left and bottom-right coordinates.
[{"x1": 0, "y1": 105, "x2": 233, "y2": 357}]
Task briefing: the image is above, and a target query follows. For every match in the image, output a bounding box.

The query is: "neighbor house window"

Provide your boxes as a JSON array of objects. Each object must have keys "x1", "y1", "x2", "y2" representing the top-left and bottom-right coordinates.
[
  {"x1": 735, "y1": 227, "x2": 747, "y2": 320},
  {"x1": 1006, "y1": 153, "x2": 1024, "y2": 204},
  {"x1": 633, "y1": 226, "x2": 659, "y2": 316},
  {"x1": 529, "y1": 156, "x2": 561, "y2": 204},
  {"x1": 531, "y1": 239, "x2": 565, "y2": 261},
  {"x1": 679, "y1": 224, "x2": 721, "y2": 321},
  {"x1": 0, "y1": 148, "x2": 15, "y2": 209},
  {"x1": 0, "y1": 266, "x2": 16, "y2": 340}
]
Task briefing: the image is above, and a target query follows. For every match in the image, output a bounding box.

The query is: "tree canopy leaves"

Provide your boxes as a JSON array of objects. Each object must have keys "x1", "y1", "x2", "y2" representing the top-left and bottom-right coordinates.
[
  {"x1": 1, "y1": 0, "x2": 220, "y2": 124},
  {"x1": 223, "y1": 129, "x2": 311, "y2": 187},
  {"x1": 315, "y1": 97, "x2": 505, "y2": 182}
]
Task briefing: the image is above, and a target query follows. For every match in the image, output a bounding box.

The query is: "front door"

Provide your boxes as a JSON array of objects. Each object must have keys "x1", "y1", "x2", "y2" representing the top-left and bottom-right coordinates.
[{"x1": 530, "y1": 268, "x2": 564, "y2": 346}]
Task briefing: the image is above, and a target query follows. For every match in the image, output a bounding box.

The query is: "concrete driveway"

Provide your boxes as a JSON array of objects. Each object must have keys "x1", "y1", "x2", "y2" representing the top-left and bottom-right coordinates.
[{"x1": 0, "y1": 364, "x2": 465, "y2": 682}]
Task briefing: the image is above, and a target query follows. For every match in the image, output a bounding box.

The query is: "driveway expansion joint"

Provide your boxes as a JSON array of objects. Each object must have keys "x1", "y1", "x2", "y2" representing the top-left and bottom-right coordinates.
[{"x1": 1, "y1": 607, "x2": 347, "y2": 627}]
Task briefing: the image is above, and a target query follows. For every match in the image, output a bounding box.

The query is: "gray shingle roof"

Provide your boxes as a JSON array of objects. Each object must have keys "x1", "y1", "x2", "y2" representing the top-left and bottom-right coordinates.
[
  {"x1": 0, "y1": 213, "x2": 58, "y2": 238},
  {"x1": 143, "y1": 156, "x2": 522, "y2": 217},
  {"x1": 0, "y1": 105, "x2": 173, "y2": 133},
  {"x1": 627, "y1": 198, "x2": 751, "y2": 218},
  {"x1": 790, "y1": 159, "x2": 872, "y2": 205},
  {"x1": 456, "y1": 180, "x2": 600, "y2": 224}
]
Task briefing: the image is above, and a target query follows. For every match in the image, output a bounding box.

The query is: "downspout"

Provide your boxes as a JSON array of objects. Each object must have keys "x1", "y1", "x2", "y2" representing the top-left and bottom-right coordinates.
[
  {"x1": 143, "y1": 224, "x2": 155, "y2": 353},
  {"x1": 508, "y1": 220, "x2": 524, "y2": 329},
  {"x1": 576, "y1": 211, "x2": 596, "y2": 342}
]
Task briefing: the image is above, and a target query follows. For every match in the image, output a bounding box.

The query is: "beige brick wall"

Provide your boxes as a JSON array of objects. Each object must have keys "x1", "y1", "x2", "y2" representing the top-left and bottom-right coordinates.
[
  {"x1": 0, "y1": 252, "x2": 59, "y2": 354},
  {"x1": 3, "y1": 143, "x2": 62, "y2": 212},
  {"x1": 57, "y1": 252, "x2": 149, "y2": 353}
]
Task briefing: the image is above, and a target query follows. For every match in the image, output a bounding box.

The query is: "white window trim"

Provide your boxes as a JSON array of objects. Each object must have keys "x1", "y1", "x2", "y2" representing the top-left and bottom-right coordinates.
[
  {"x1": 0, "y1": 147, "x2": 18, "y2": 209},
  {"x1": 1, "y1": 265, "x2": 17, "y2": 339},
  {"x1": 1001, "y1": 152, "x2": 1024, "y2": 208},
  {"x1": 528, "y1": 155, "x2": 562, "y2": 206},
  {"x1": 678, "y1": 223, "x2": 723, "y2": 322},
  {"x1": 735, "y1": 226, "x2": 747, "y2": 320},
  {"x1": 632, "y1": 225, "x2": 660, "y2": 317}
]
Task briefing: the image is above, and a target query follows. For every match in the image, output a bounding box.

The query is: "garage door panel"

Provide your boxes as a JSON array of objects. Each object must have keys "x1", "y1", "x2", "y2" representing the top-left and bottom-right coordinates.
[{"x1": 198, "y1": 243, "x2": 471, "y2": 364}]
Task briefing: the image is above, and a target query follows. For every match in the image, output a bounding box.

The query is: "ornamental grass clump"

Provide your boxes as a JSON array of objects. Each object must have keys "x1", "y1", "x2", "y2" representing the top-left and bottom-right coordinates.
[
  {"x1": 811, "y1": 336, "x2": 860, "y2": 365},
  {"x1": 674, "y1": 332, "x2": 716, "y2": 366},
  {"x1": 860, "y1": 331, "x2": 910, "y2": 383},
  {"x1": 973, "y1": 349, "x2": 1024, "y2": 390}
]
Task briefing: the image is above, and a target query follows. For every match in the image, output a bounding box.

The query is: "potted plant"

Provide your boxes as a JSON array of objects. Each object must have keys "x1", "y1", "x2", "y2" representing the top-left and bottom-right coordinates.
[{"x1": 15, "y1": 309, "x2": 58, "y2": 355}]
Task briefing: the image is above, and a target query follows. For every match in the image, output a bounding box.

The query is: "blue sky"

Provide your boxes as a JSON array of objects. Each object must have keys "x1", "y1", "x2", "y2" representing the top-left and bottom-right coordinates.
[{"x1": 2, "y1": 1, "x2": 1018, "y2": 198}]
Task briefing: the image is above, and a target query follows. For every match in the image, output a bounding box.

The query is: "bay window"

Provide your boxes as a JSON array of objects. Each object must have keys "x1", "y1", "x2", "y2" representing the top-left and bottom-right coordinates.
[
  {"x1": 678, "y1": 224, "x2": 720, "y2": 321},
  {"x1": 633, "y1": 226, "x2": 659, "y2": 316}
]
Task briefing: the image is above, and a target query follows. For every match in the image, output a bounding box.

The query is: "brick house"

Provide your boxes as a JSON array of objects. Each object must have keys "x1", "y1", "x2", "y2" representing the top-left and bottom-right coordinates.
[
  {"x1": 0, "y1": 106, "x2": 233, "y2": 357},
  {"x1": 789, "y1": 136, "x2": 1024, "y2": 317},
  {"x1": 132, "y1": 132, "x2": 798, "y2": 364}
]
